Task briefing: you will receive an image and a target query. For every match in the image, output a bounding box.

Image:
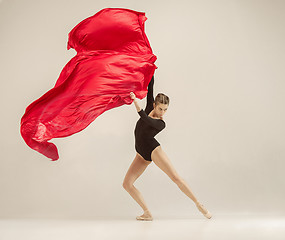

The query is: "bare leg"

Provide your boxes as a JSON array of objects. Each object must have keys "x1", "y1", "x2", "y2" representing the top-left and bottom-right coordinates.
[
  {"x1": 151, "y1": 146, "x2": 212, "y2": 219},
  {"x1": 151, "y1": 146, "x2": 198, "y2": 202},
  {"x1": 122, "y1": 153, "x2": 153, "y2": 220}
]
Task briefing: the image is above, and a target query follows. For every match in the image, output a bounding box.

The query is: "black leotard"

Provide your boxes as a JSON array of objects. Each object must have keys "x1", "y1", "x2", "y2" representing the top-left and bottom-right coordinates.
[{"x1": 134, "y1": 75, "x2": 166, "y2": 161}]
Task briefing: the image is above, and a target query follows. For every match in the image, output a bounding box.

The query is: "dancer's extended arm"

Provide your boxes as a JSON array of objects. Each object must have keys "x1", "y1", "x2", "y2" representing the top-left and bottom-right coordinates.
[
  {"x1": 144, "y1": 75, "x2": 154, "y2": 115},
  {"x1": 137, "y1": 108, "x2": 165, "y2": 131},
  {"x1": 131, "y1": 75, "x2": 154, "y2": 113}
]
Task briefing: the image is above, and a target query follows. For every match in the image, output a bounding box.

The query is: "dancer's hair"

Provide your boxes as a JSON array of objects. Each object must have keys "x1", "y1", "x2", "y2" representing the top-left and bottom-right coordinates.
[{"x1": 154, "y1": 93, "x2": 170, "y2": 106}]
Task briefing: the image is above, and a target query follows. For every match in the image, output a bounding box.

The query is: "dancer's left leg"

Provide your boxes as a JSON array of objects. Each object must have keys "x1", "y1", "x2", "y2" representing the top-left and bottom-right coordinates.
[
  {"x1": 151, "y1": 146, "x2": 212, "y2": 218},
  {"x1": 151, "y1": 146, "x2": 198, "y2": 203}
]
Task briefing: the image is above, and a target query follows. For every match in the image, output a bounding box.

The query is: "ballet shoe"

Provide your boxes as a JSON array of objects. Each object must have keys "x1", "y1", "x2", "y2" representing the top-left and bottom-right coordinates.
[
  {"x1": 136, "y1": 215, "x2": 153, "y2": 221},
  {"x1": 196, "y1": 202, "x2": 212, "y2": 219},
  {"x1": 136, "y1": 211, "x2": 153, "y2": 221}
]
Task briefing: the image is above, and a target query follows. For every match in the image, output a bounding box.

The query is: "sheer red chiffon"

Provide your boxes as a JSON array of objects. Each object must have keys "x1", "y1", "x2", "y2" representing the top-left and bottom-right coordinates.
[{"x1": 20, "y1": 8, "x2": 158, "y2": 161}]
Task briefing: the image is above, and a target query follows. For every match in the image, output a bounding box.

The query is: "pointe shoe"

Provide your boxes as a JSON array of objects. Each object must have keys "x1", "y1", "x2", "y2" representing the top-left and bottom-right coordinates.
[
  {"x1": 136, "y1": 215, "x2": 153, "y2": 221},
  {"x1": 136, "y1": 211, "x2": 153, "y2": 221},
  {"x1": 196, "y1": 202, "x2": 212, "y2": 219}
]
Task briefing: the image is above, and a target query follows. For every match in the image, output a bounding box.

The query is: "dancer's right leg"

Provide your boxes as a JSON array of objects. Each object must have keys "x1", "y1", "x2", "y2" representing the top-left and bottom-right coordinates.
[{"x1": 122, "y1": 153, "x2": 152, "y2": 215}]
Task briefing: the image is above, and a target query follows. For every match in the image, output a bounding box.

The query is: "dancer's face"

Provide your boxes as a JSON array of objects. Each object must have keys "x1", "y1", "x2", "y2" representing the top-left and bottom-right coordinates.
[{"x1": 153, "y1": 103, "x2": 168, "y2": 118}]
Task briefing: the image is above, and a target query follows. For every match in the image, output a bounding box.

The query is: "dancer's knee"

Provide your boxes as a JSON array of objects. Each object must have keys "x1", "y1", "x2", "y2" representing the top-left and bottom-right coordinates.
[
  {"x1": 122, "y1": 181, "x2": 134, "y2": 191},
  {"x1": 172, "y1": 175, "x2": 184, "y2": 185}
]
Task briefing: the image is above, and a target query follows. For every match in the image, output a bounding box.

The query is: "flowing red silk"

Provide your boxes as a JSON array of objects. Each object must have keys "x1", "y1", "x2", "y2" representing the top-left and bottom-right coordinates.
[{"x1": 20, "y1": 8, "x2": 158, "y2": 161}]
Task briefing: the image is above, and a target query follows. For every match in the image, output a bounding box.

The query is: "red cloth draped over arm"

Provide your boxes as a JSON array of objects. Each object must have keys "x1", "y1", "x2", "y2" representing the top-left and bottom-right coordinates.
[{"x1": 20, "y1": 8, "x2": 158, "y2": 161}]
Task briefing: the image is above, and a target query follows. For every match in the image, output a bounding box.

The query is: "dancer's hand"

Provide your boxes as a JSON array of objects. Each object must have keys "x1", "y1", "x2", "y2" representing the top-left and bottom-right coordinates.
[
  {"x1": 130, "y1": 92, "x2": 141, "y2": 112},
  {"x1": 130, "y1": 92, "x2": 136, "y2": 100}
]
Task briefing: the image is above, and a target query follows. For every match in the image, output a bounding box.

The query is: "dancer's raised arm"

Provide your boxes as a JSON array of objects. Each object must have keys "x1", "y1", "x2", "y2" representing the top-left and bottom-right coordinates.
[
  {"x1": 144, "y1": 75, "x2": 154, "y2": 115},
  {"x1": 130, "y1": 92, "x2": 142, "y2": 112},
  {"x1": 130, "y1": 91, "x2": 165, "y2": 131}
]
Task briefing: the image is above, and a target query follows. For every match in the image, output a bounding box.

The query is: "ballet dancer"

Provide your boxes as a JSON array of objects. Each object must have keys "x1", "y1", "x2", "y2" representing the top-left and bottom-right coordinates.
[{"x1": 122, "y1": 75, "x2": 212, "y2": 220}]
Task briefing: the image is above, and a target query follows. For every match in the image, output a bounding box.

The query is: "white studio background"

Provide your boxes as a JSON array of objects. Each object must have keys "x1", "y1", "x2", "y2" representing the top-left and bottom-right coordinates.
[{"x1": 0, "y1": 0, "x2": 284, "y2": 219}]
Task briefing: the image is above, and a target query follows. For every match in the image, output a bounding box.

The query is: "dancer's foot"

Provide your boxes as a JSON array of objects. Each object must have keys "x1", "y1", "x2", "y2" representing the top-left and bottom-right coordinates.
[
  {"x1": 136, "y1": 210, "x2": 153, "y2": 221},
  {"x1": 196, "y1": 202, "x2": 212, "y2": 219}
]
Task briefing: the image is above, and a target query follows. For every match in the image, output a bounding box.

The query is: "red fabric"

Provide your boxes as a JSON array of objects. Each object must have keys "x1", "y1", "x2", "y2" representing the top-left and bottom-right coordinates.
[{"x1": 20, "y1": 8, "x2": 158, "y2": 161}]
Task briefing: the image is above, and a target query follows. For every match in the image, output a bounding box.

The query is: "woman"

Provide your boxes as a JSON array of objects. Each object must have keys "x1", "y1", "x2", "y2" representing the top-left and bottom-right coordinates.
[{"x1": 123, "y1": 75, "x2": 212, "y2": 220}]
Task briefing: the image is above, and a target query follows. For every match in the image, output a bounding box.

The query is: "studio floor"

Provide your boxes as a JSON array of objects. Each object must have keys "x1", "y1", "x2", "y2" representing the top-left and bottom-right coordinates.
[{"x1": 1, "y1": 215, "x2": 284, "y2": 240}]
